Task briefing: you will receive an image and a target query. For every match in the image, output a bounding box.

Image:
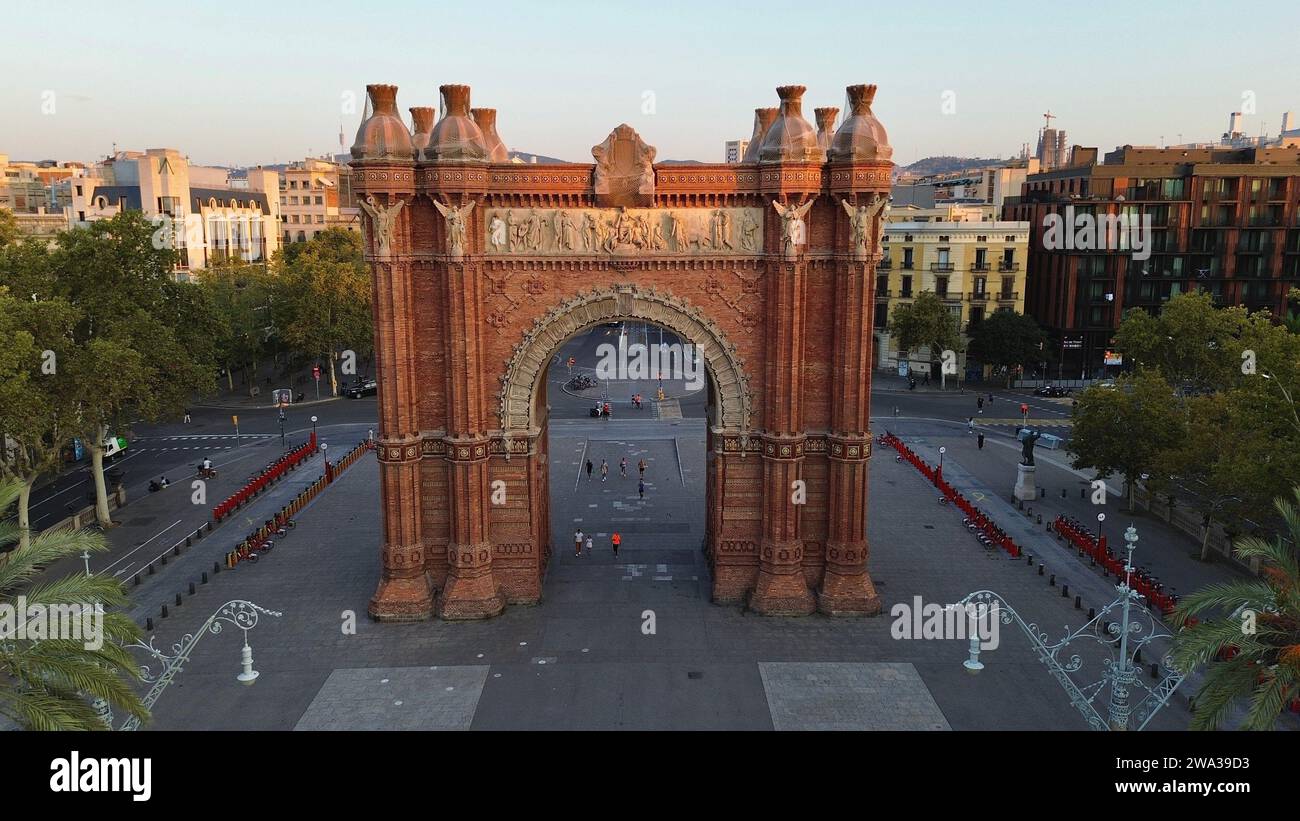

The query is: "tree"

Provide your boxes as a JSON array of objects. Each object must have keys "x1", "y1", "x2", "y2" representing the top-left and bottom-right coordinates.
[
  {"x1": 272, "y1": 228, "x2": 371, "y2": 396},
  {"x1": 887, "y1": 290, "x2": 962, "y2": 388},
  {"x1": 1113, "y1": 291, "x2": 1248, "y2": 394},
  {"x1": 0, "y1": 478, "x2": 149, "y2": 730},
  {"x1": 48, "y1": 212, "x2": 217, "y2": 525},
  {"x1": 1171, "y1": 485, "x2": 1300, "y2": 730},
  {"x1": 0, "y1": 289, "x2": 81, "y2": 551},
  {"x1": 1068, "y1": 368, "x2": 1183, "y2": 510},
  {"x1": 0, "y1": 209, "x2": 20, "y2": 247},
  {"x1": 965, "y1": 309, "x2": 1046, "y2": 387},
  {"x1": 196, "y1": 261, "x2": 275, "y2": 392}
]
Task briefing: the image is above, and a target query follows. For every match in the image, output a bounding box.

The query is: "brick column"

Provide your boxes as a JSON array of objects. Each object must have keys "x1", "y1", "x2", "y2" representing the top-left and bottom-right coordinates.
[
  {"x1": 750, "y1": 250, "x2": 815, "y2": 615},
  {"x1": 368, "y1": 240, "x2": 435, "y2": 621},
  {"x1": 437, "y1": 250, "x2": 505, "y2": 619},
  {"x1": 819, "y1": 252, "x2": 881, "y2": 615}
]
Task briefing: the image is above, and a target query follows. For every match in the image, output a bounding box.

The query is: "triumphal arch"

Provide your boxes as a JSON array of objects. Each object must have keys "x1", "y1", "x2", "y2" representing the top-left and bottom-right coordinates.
[{"x1": 351, "y1": 81, "x2": 893, "y2": 621}]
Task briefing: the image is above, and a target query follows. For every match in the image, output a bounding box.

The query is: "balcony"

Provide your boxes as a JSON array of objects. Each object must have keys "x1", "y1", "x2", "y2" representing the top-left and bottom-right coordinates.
[
  {"x1": 875, "y1": 290, "x2": 892, "y2": 299},
  {"x1": 967, "y1": 291, "x2": 990, "y2": 302},
  {"x1": 901, "y1": 261, "x2": 915, "y2": 270},
  {"x1": 970, "y1": 263, "x2": 991, "y2": 273},
  {"x1": 930, "y1": 262, "x2": 955, "y2": 273},
  {"x1": 997, "y1": 262, "x2": 1020, "y2": 273},
  {"x1": 996, "y1": 292, "x2": 1019, "y2": 302},
  {"x1": 877, "y1": 260, "x2": 892, "y2": 270}
]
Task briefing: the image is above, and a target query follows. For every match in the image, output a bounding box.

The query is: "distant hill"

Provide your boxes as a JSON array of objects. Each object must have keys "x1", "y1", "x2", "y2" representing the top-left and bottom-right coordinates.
[
  {"x1": 898, "y1": 156, "x2": 1008, "y2": 178},
  {"x1": 507, "y1": 150, "x2": 571, "y2": 164}
]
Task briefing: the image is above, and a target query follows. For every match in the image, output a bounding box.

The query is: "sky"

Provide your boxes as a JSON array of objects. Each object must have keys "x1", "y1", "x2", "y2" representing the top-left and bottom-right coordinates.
[{"x1": 4, "y1": 0, "x2": 1299, "y2": 168}]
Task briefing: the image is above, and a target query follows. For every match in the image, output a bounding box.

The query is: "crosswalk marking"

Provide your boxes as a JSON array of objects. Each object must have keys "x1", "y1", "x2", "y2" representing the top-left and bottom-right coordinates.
[{"x1": 976, "y1": 418, "x2": 1072, "y2": 428}]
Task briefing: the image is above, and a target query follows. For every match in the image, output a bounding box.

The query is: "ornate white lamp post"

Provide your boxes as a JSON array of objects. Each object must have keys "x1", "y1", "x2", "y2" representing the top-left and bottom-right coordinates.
[
  {"x1": 958, "y1": 525, "x2": 1185, "y2": 730},
  {"x1": 118, "y1": 599, "x2": 282, "y2": 731}
]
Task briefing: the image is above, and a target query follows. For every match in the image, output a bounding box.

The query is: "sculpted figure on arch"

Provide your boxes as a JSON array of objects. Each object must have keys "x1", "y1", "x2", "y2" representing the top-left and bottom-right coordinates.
[
  {"x1": 359, "y1": 195, "x2": 404, "y2": 257},
  {"x1": 433, "y1": 199, "x2": 475, "y2": 258},
  {"x1": 772, "y1": 199, "x2": 814, "y2": 260}
]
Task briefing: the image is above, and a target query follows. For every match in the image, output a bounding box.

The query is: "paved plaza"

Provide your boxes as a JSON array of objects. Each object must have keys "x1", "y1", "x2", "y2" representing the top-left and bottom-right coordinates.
[{"x1": 132, "y1": 415, "x2": 1193, "y2": 731}]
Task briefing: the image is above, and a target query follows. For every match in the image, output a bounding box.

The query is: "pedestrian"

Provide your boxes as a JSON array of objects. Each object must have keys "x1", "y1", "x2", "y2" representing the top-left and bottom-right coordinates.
[
  {"x1": 585, "y1": 458, "x2": 593, "y2": 480},
  {"x1": 603, "y1": 401, "x2": 612, "y2": 420},
  {"x1": 638, "y1": 458, "x2": 646, "y2": 477},
  {"x1": 988, "y1": 391, "x2": 994, "y2": 405},
  {"x1": 611, "y1": 531, "x2": 621, "y2": 557},
  {"x1": 183, "y1": 408, "x2": 191, "y2": 424},
  {"x1": 600, "y1": 459, "x2": 609, "y2": 482},
  {"x1": 574, "y1": 528, "x2": 584, "y2": 557},
  {"x1": 923, "y1": 372, "x2": 930, "y2": 386},
  {"x1": 967, "y1": 417, "x2": 975, "y2": 434},
  {"x1": 585, "y1": 536, "x2": 593, "y2": 556},
  {"x1": 595, "y1": 400, "x2": 603, "y2": 418},
  {"x1": 977, "y1": 432, "x2": 985, "y2": 450},
  {"x1": 977, "y1": 396, "x2": 984, "y2": 411},
  {"x1": 620, "y1": 456, "x2": 628, "y2": 478},
  {"x1": 638, "y1": 479, "x2": 645, "y2": 499}
]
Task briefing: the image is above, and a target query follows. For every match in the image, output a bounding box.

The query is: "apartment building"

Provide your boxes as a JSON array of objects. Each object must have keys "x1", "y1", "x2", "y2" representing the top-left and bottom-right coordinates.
[
  {"x1": 1003, "y1": 144, "x2": 1300, "y2": 378},
  {"x1": 277, "y1": 157, "x2": 360, "y2": 243},
  {"x1": 874, "y1": 204, "x2": 1031, "y2": 377},
  {"x1": 65, "y1": 148, "x2": 280, "y2": 278}
]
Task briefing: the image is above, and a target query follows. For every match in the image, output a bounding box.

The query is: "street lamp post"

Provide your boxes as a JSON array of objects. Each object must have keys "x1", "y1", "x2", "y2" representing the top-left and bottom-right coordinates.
[
  {"x1": 118, "y1": 599, "x2": 282, "y2": 731},
  {"x1": 957, "y1": 525, "x2": 1184, "y2": 730},
  {"x1": 310, "y1": 415, "x2": 318, "y2": 448}
]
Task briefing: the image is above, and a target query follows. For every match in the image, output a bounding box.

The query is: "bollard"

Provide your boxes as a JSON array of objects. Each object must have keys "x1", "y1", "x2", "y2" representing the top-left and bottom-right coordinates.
[
  {"x1": 207, "y1": 521, "x2": 213, "y2": 533},
  {"x1": 1027, "y1": 555, "x2": 1034, "y2": 566},
  {"x1": 1061, "y1": 488, "x2": 1067, "y2": 498},
  {"x1": 161, "y1": 605, "x2": 169, "y2": 618},
  {"x1": 148, "y1": 563, "x2": 156, "y2": 576},
  {"x1": 186, "y1": 535, "x2": 192, "y2": 547},
  {"x1": 1061, "y1": 584, "x2": 1069, "y2": 597},
  {"x1": 1074, "y1": 595, "x2": 1082, "y2": 610},
  {"x1": 1017, "y1": 500, "x2": 1024, "y2": 510},
  {"x1": 1038, "y1": 565, "x2": 1044, "y2": 576},
  {"x1": 1040, "y1": 487, "x2": 1046, "y2": 498},
  {"x1": 1037, "y1": 514, "x2": 1043, "y2": 525},
  {"x1": 1150, "y1": 663, "x2": 1159, "y2": 679},
  {"x1": 196, "y1": 527, "x2": 204, "y2": 540},
  {"x1": 189, "y1": 582, "x2": 196, "y2": 595},
  {"x1": 174, "y1": 544, "x2": 181, "y2": 556},
  {"x1": 1087, "y1": 608, "x2": 1096, "y2": 620},
  {"x1": 160, "y1": 554, "x2": 167, "y2": 566},
  {"x1": 133, "y1": 574, "x2": 141, "y2": 586},
  {"x1": 146, "y1": 618, "x2": 153, "y2": 632},
  {"x1": 202, "y1": 572, "x2": 209, "y2": 584},
  {"x1": 175, "y1": 593, "x2": 182, "y2": 607},
  {"x1": 1049, "y1": 573, "x2": 1056, "y2": 587}
]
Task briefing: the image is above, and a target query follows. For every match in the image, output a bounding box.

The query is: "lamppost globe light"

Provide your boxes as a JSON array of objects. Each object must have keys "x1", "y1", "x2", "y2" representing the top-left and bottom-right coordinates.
[{"x1": 311, "y1": 415, "x2": 318, "y2": 423}]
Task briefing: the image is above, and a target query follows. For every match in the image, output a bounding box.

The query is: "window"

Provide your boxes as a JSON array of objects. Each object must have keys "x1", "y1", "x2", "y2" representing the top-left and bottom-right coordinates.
[
  {"x1": 902, "y1": 248, "x2": 914, "y2": 269},
  {"x1": 901, "y1": 275, "x2": 913, "y2": 298},
  {"x1": 936, "y1": 276, "x2": 949, "y2": 298},
  {"x1": 290, "y1": 181, "x2": 298, "y2": 189},
  {"x1": 315, "y1": 196, "x2": 323, "y2": 205}
]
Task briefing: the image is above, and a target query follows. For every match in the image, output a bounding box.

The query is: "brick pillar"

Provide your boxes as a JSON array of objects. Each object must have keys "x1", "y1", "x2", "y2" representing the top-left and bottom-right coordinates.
[
  {"x1": 437, "y1": 252, "x2": 505, "y2": 619},
  {"x1": 368, "y1": 246, "x2": 435, "y2": 621},
  {"x1": 819, "y1": 255, "x2": 881, "y2": 615},
  {"x1": 750, "y1": 252, "x2": 815, "y2": 615}
]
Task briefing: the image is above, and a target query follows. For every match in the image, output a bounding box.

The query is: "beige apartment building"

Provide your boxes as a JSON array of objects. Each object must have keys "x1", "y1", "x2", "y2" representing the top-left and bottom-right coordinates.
[
  {"x1": 64, "y1": 148, "x2": 280, "y2": 278},
  {"x1": 874, "y1": 204, "x2": 1030, "y2": 377},
  {"x1": 278, "y1": 157, "x2": 359, "y2": 244}
]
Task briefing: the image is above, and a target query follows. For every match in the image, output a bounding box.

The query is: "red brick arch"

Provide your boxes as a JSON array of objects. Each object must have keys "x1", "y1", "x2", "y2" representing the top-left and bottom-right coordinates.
[{"x1": 353, "y1": 82, "x2": 892, "y2": 622}]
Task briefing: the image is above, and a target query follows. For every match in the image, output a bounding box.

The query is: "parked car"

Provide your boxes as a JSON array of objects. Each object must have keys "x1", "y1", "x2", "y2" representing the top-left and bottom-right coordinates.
[
  {"x1": 1034, "y1": 385, "x2": 1072, "y2": 397},
  {"x1": 345, "y1": 379, "x2": 377, "y2": 398}
]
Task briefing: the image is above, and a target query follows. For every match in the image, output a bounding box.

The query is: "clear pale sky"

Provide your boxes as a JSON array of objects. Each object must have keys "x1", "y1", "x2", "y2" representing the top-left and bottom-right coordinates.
[{"x1": 4, "y1": 0, "x2": 1298, "y2": 167}]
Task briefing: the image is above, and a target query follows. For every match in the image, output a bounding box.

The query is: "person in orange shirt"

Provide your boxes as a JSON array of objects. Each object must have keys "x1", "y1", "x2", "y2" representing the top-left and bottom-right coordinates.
[{"x1": 611, "y1": 531, "x2": 621, "y2": 557}]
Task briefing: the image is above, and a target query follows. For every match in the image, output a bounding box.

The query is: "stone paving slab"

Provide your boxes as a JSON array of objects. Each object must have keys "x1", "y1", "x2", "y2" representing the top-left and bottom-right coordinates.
[
  {"x1": 295, "y1": 666, "x2": 489, "y2": 731},
  {"x1": 760, "y1": 662, "x2": 950, "y2": 731}
]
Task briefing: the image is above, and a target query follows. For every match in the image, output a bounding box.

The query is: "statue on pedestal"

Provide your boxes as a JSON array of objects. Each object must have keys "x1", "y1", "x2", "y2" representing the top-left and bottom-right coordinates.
[{"x1": 1020, "y1": 428, "x2": 1041, "y2": 466}]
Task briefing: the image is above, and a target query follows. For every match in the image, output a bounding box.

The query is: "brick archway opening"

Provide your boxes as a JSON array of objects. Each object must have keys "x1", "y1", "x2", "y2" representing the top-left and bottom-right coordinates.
[{"x1": 497, "y1": 286, "x2": 752, "y2": 601}]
